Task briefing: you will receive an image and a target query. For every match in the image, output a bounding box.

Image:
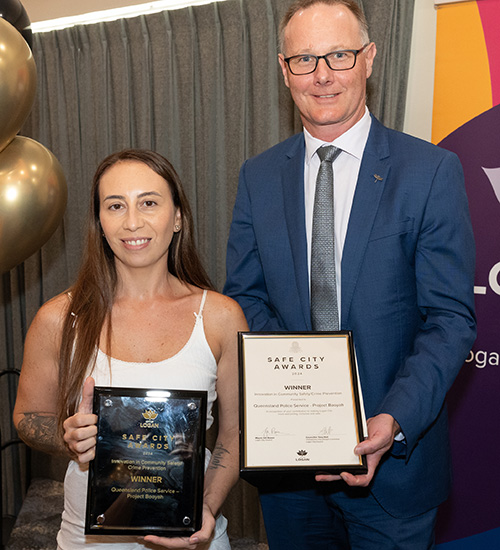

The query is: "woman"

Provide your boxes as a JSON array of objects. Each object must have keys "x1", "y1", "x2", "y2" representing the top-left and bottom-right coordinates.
[{"x1": 13, "y1": 149, "x2": 248, "y2": 550}]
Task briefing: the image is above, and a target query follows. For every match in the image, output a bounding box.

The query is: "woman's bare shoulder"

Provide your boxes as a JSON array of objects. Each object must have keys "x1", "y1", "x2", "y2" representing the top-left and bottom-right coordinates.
[
  {"x1": 30, "y1": 292, "x2": 71, "y2": 334},
  {"x1": 204, "y1": 290, "x2": 248, "y2": 327},
  {"x1": 202, "y1": 291, "x2": 248, "y2": 362}
]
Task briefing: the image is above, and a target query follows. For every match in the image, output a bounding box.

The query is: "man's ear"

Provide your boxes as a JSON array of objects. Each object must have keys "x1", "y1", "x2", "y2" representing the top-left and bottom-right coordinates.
[
  {"x1": 278, "y1": 54, "x2": 291, "y2": 88},
  {"x1": 364, "y1": 42, "x2": 377, "y2": 79}
]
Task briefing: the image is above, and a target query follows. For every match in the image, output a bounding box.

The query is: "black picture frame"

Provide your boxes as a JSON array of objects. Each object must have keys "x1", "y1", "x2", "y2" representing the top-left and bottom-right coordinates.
[
  {"x1": 85, "y1": 387, "x2": 207, "y2": 537},
  {"x1": 239, "y1": 331, "x2": 367, "y2": 482}
]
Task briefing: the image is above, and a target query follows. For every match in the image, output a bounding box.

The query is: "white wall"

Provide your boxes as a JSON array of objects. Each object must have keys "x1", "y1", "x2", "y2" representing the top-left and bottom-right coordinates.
[
  {"x1": 22, "y1": 0, "x2": 161, "y2": 22},
  {"x1": 21, "y1": 0, "x2": 436, "y2": 141},
  {"x1": 404, "y1": 0, "x2": 437, "y2": 141}
]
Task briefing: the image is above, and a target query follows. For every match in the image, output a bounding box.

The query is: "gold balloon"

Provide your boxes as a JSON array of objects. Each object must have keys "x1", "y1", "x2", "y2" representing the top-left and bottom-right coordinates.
[
  {"x1": 0, "y1": 17, "x2": 37, "y2": 153},
  {"x1": 0, "y1": 137, "x2": 67, "y2": 273}
]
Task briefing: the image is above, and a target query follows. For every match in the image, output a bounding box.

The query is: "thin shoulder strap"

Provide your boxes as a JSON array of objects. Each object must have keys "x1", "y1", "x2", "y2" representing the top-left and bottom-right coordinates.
[{"x1": 195, "y1": 289, "x2": 208, "y2": 318}]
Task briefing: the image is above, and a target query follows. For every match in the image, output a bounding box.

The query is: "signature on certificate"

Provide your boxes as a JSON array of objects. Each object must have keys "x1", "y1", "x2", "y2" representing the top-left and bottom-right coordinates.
[
  {"x1": 262, "y1": 427, "x2": 280, "y2": 436},
  {"x1": 260, "y1": 427, "x2": 293, "y2": 437}
]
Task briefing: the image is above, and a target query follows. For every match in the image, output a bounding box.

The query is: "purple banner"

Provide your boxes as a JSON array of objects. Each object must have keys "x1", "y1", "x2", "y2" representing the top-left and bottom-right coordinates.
[{"x1": 436, "y1": 104, "x2": 500, "y2": 544}]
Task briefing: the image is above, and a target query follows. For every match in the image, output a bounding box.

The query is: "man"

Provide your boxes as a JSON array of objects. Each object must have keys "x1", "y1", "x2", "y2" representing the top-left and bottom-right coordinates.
[{"x1": 224, "y1": 0, "x2": 476, "y2": 548}]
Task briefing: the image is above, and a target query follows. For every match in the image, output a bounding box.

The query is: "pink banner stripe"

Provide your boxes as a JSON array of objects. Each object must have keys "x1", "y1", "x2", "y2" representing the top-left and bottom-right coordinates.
[{"x1": 478, "y1": 0, "x2": 500, "y2": 106}]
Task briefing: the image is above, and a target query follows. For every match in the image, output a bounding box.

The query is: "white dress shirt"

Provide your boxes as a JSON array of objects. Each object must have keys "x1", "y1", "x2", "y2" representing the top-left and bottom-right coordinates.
[
  {"x1": 304, "y1": 109, "x2": 404, "y2": 441},
  {"x1": 304, "y1": 107, "x2": 372, "y2": 322}
]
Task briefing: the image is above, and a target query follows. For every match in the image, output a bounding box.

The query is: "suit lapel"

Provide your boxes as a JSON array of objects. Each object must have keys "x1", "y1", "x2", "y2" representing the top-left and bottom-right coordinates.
[
  {"x1": 341, "y1": 118, "x2": 391, "y2": 326},
  {"x1": 281, "y1": 136, "x2": 312, "y2": 330}
]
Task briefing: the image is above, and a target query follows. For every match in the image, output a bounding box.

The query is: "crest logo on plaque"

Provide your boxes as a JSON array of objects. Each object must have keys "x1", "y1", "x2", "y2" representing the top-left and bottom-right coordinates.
[{"x1": 141, "y1": 409, "x2": 159, "y2": 427}]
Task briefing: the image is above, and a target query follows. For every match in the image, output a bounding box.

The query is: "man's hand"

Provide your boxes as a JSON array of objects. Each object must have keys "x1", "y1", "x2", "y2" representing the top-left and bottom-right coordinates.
[{"x1": 316, "y1": 413, "x2": 400, "y2": 487}]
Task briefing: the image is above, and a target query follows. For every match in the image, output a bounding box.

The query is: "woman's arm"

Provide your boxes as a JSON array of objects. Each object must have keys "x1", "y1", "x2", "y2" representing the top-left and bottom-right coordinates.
[
  {"x1": 145, "y1": 292, "x2": 248, "y2": 549},
  {"x1": 13, "y1": 295, "x2": 69, "y2": 456},
  {"x1": 202, "y1": 295, "x2": 247, "y2": 521}
]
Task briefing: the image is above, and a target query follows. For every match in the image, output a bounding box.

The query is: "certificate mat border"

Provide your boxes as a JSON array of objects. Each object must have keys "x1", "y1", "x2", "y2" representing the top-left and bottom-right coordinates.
[
  {"x1": 85, "y1": 386, "x2": 207, "y2": 537},
  {"x1": 238, "y1": 331, "x2": 367, "y2": 479}
]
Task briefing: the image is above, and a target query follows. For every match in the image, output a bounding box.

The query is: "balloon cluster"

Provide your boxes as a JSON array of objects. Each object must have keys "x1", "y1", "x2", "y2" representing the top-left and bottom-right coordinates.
[
  {"x1": 0, "y1": 1, "x2": 67, "y2": 274},
  {"x1": 0, "y1": 0, "x2": 32, "y2": 48}
]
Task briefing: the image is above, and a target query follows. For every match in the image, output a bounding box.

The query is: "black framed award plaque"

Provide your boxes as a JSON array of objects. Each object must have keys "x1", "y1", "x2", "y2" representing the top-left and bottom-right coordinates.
[
  {"x1": 85, "y1": 387, "x2": 207, "y2": 537},
  {"x1": 239, "y1": 331, "x2": 367, "y2": 481}
]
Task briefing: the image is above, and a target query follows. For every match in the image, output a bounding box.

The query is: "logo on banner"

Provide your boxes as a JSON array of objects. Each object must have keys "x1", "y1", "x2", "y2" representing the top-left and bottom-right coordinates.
[{"x1": 440, "y1": 105, "x2": 500, "y2": 371}]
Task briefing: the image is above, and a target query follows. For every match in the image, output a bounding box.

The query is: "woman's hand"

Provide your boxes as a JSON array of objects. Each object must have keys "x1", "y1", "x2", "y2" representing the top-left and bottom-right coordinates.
[
  {"x1": 63, "y1": 377, "x2": 98, "y2": 463},
  {"x1": 143, "y1": 503, "x2": 216, "y2": 549}
]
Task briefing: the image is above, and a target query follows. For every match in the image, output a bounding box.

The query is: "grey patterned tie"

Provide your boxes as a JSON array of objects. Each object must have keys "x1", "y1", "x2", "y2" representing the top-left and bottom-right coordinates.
[{"x1": 311, "y1": 145, "x2": 342, "y2": 331}]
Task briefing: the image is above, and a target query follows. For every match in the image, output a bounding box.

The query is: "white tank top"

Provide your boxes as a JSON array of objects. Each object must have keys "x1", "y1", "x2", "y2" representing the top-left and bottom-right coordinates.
[
  {"x1": 57, "y1": 290, "x2": 229, "y2": 550},
  {"x1": 91, "y1": 289, "x2": 217, "y2": 429}
]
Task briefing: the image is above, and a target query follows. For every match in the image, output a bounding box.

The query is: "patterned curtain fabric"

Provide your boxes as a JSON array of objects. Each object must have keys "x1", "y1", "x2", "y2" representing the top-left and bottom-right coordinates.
[{"x1": 1, "y1": 0, "x2": 414, "y2": 541}]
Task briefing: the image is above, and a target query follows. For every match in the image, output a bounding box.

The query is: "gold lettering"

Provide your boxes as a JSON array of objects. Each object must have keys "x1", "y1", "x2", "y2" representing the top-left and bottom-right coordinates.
[{"x1": 130, "y1": 476, "x2": 163, "y2": 483}]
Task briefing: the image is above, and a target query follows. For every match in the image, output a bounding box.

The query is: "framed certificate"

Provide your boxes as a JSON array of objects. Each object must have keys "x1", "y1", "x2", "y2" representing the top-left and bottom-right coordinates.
[
  {"x1": 239, "y1": 332, "x2": 367, "y2": 479},
  {"x1": 85, "y1": 387, "x2": 207, "y2": 537}
]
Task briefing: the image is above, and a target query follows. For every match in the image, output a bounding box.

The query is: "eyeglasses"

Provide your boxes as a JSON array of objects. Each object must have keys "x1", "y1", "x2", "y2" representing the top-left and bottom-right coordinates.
[{"x1": 283, "y1": 45, "x2": 369, "y2": 75}]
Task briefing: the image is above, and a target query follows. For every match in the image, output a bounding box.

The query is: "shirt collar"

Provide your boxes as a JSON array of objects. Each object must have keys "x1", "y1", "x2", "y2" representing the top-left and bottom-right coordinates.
[{"x1": 304, "y1": 106, "x2": 372, "y2": 165}]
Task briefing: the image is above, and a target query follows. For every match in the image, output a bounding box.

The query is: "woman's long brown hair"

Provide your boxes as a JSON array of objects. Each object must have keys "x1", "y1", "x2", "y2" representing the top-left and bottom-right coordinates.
[{"x1": 57, "y1": 149, "x2": 213, "y2": 434}]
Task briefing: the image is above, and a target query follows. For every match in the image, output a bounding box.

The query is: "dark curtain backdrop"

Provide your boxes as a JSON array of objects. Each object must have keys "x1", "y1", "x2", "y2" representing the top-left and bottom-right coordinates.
[{"x1": 1, "y1": 0, "x2": 414, "y2": 542}]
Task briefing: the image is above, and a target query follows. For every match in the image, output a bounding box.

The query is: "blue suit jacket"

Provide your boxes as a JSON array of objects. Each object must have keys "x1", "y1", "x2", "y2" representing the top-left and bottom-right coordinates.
[{"x1": 224, "y1": 117, "x2": 476, "y2": 518}]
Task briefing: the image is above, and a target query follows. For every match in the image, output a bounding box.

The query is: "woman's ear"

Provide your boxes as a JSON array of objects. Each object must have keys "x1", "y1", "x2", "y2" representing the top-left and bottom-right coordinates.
[{"x1": 174, "y1": 209, "x2": 182, "y2": 232}]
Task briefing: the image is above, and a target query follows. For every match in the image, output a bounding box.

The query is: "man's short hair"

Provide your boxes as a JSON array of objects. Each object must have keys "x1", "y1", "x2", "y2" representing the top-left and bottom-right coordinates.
[{"x1": 279, "y1": 0, "x2": 370, "y2": 55}]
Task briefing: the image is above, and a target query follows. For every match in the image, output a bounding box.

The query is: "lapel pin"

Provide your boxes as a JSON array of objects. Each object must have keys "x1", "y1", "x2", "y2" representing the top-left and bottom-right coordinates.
[{"x1": 373, "y1": 174, "x2": 383, "y2": 183}]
